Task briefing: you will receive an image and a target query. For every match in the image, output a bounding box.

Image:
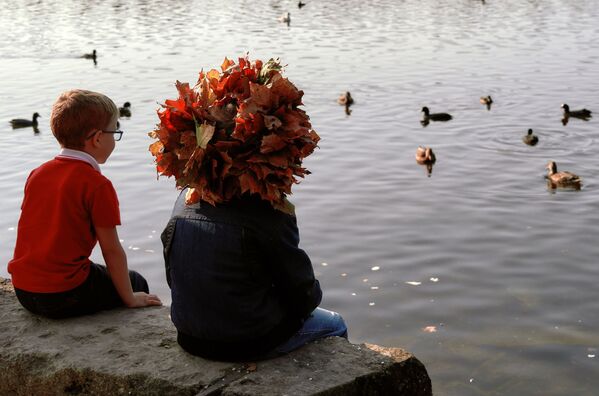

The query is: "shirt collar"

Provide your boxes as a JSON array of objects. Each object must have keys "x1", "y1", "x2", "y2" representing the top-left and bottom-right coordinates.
[{"x1": 56, "y1": 148, "x2": 101, "y2": 173}]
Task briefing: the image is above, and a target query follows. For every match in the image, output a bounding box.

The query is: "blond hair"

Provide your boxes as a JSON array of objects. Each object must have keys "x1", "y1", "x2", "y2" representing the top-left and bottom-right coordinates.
[{"x1": 50, "y1": 89, "x2": 118, "y2": 149}]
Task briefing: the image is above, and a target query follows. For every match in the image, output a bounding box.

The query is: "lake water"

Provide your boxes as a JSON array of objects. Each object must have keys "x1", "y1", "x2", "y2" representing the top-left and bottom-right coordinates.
[{"x1": 1, "y1": 0, "x2": 598, "y2": 394}]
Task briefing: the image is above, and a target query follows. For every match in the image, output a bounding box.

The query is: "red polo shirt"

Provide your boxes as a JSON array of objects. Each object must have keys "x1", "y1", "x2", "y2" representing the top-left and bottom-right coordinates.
[{"x1": 8, "y1": 157, "x2": 121, "y2": 293}]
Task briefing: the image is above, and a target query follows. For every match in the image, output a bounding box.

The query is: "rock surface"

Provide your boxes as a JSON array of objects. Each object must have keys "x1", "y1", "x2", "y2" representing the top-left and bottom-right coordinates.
[{"x1": 0, "y1": 278, "x2": 432, "y2": 395}]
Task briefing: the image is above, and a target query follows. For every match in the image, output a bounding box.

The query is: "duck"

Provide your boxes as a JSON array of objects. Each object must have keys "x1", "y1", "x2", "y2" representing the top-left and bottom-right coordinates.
[
  {"x1": 421, "y1": 106, "x2": 452, "y2": 121},
  {"x1": 522, "y1": 129, "x2": 538, "y2": 146},
  {"x1": 10, "y1": 112, "x2": 41, "y2": 129},
  {"x1": 82, "y1": 49, "x2": 97, "y2": 60},
  {"x1": 546, "y1": 161, "x2": 581, "y2": 188},
  {"x1": 119, "y1": 102, "x2": 132, "y2": 117},
  {"x1": 415, "y1": 146, "x2": 436, "y2": 165},
  {"x1": 561, "y1": 103, "x2": 592, "y2": 119},
  {"x1": 279, "y1": 12, "x2": 290, "y2": 24},
  {"x1": 480, "y1": 95, "x2": 493, "y2": 110},
  {"x1": 480, "y1": 95, "x2": 493, "y2": 105},
  {"x1": 415, "y1": 146, "x2": 436, "y2": 177},
  {"x1": 338, "y1": 91, "x2": 354, "y2": 106},
  {"x1": 298, "y1": 1, "x2": 306, "y2": 8}
]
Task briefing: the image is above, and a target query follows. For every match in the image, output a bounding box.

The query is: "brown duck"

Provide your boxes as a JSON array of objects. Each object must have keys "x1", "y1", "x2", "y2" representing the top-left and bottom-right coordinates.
[{"x1": 546, "y1": 161, "x2": 581, "y2": 189}]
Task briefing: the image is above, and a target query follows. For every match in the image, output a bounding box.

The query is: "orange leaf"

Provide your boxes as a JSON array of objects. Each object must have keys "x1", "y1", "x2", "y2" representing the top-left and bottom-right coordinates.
[
  {"x1": 221, "y1": 57, "x2": 234, "y2": 72},
  {"x1": 148, "y1": 141, "x2": 163, "y2": 156}
]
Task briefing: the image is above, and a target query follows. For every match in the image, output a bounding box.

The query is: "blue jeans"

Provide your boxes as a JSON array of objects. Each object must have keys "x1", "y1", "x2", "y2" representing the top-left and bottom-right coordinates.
[{"x1": 274, "y1": 308, "x2": 348, "y2": 354}]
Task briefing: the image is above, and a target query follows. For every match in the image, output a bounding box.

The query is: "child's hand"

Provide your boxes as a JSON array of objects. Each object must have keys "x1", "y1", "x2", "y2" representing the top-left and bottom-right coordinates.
[{"x1": 126, "y1": 292, "x2": 163, "y2": 308}]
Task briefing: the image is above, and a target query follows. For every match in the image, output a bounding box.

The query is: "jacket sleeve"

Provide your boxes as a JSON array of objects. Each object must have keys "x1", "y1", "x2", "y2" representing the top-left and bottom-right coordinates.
[{"x1": 264, "y1": 213, "x2": 322, "y2": 320}]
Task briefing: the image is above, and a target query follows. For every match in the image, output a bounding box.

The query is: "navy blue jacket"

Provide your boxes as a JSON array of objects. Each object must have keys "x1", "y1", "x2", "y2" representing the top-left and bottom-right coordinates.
[{"x1": 161, "y1": 190, "x2": 322, "y2": 360}]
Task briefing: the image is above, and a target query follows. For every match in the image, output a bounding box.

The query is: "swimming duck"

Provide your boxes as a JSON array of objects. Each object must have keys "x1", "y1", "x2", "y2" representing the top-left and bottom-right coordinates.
[
  {"x1": 561, "y1": 103, "x2": 592, "y2": 119},
  {"x1": 279, "y1": 12, "x2": 290, "y2": 24},
  {"x1": 421, "y1": 106, "x2": 452, "y2": 121},
  {"x1": 415, "y1": 146, "x2": 436, "y2": 177},
  {"x1": 480, "y1": 95, "x2": 493, "y2": 105},
  {"x1": 82, "y1": 49, "x2": 97, "y2": 60},
  {"x1": 480, "y1": 95, "x2": 493, "y2": 110},
  {"x1": 298, "y1": 1, "x2": 306, "y2": 8},
  {"x1": 10, "y1": 112, "x2": 41, "y2": 129},
  {"x1": 338, "y1": 92, "x2": 354, "y2": 106},
  {"x1": 119, "y1": 102, "x2": 132, "y2": 117},
  {"x1": 522, "y1": 129, "x2": 538, "y2": 146},
  {"x1": 546, "y1": 161, "x2": 581, "y2": 188},
  {"x1": 415, "y1": 146, "x2": 436, "y2": 165}
]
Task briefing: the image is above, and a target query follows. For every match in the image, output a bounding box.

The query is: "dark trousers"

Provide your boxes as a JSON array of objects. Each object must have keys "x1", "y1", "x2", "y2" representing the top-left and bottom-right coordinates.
[{"x1": 14, "y1": 263, "x2": 149, "y2": 319}]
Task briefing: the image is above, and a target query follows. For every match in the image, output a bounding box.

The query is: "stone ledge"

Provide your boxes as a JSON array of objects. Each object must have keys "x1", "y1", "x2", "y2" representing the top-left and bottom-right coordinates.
[{"x1": 0, "y1": 278, "x2": 432, "y2": 395}]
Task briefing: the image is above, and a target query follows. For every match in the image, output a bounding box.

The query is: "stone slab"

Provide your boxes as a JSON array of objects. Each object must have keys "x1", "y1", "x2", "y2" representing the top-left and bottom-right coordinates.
[{"x1": 0, "y1": 278, "x2": 432, "y2": 395}]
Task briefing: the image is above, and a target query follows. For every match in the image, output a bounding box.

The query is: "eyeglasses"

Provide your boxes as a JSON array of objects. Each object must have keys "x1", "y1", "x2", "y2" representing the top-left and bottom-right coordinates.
[
  {"x1": 86, "y1": 129, "x2": 124, "y2": 141},
  {"x1": 102, "y1": 129, "x2": 124, "y2": 141}
]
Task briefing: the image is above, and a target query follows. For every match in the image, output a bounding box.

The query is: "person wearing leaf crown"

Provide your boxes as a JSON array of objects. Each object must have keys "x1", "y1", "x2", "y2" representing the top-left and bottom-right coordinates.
[
  {"x1": 8, "y1": 89, "x2": 162, "y2": 318},
  {"x1": 157, "y1": 56, "x2": 347, "y2": 361}
]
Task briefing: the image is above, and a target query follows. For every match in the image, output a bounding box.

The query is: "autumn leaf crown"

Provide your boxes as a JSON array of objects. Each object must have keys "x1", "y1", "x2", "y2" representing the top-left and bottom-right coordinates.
[{"x1": 149, "y1": 56, "x2": 320, "y2": 213}]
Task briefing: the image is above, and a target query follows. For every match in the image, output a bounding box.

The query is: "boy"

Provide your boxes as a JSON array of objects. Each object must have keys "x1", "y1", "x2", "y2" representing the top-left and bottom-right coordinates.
[{"x1": 8, "y1": 89, "x2": 161, "y2": 318}]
